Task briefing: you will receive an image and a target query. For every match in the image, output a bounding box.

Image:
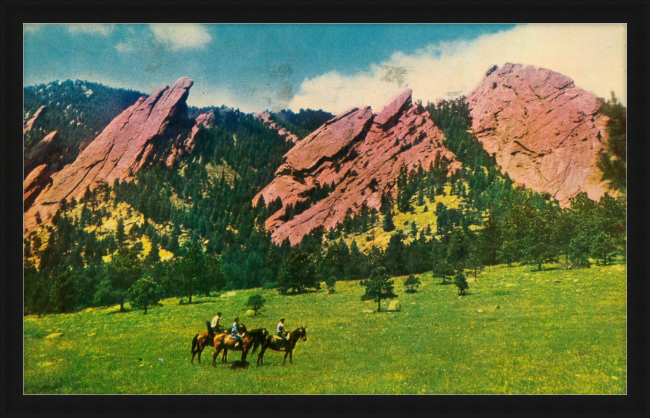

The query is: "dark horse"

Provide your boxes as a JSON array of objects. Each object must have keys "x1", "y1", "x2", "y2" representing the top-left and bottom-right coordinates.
[
  {"x1": 212, "y1": 326, "x2": 268, "y2": 367},
  {"x1": 191, "y1": 321, "x2": 222, "y2": 364},
  {"x1": 257, "y1": 327, "x2": 307, "y2": 366}
]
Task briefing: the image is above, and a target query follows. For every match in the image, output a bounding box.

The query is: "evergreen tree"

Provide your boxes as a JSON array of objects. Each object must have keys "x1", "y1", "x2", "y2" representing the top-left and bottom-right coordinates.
[
  {"x1": 454, "y1": 271, "x2": 469, "y2": 296},
  {"x1": 116, "y1": 218, "x2": 126, "y2": 246},
  {"x1": 360, "y1": 267, "x2": 397, "y2": 312},
  {"x1": 382, "y1": 209, "x2": 396, "y2": 232},
  {"x1": 98, "y1": 246, "x2": 143, "y2": 312},
  {"x1": 277, "y1": 250, "x2": 319, "y2": 294},
  {"x1": 127, "y1": 277, "x2": 161, "y2": 314},
  {"x1": 597, "y1": 94, "x2": 626, "y2": 193}
]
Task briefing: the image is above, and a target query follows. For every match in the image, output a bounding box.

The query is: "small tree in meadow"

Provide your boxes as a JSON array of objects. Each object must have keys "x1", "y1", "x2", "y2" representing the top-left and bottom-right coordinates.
[
  {"x1": 326, "y1": 276, "x2": 337, "y2": 294},
  {"x1": 128, "y1": 277, "x2": 161, "y2": 315},
  {"x1": 404, "y1": 274, "x2": 421, "y2": 293},
  {"x1": 360, "y1": 267, "x2": 397, "y2": 312},
  {"x1": 245, "y1": 293, "x2": 266, "y2": 316},
  {"x1": 454, "y1": 271, "x2": 469, "y2": 296}
]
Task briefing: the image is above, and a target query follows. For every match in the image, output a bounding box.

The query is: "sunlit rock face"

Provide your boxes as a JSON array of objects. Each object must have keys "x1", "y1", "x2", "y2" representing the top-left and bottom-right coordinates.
[
  {"x1": 24, "y1": 77, "x2": 195, "y2": 230},
  {"x1": 255, "y1": 89, "x2": 460, "y2": 245},
  {"x1": 468, "y1": 63, "x2": 612, "y2": 206}
]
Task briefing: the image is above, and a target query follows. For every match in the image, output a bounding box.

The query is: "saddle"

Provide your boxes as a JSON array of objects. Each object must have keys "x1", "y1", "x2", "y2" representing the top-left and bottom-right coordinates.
[{"x1": 272, "y1": 335, "x2": 288, "y2": 349}]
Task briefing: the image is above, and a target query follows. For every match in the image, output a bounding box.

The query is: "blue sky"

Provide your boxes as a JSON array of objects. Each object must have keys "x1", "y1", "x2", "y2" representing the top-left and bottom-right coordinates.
[{"x1": 24, "y1": 24, "x2": 626, "y2": 113}]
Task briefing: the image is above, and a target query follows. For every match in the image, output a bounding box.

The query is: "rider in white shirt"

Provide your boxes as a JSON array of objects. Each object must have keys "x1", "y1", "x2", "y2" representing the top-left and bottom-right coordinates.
[
  {"x1": 277, "y1": 317, "x2": 288, "y2": 348},
  {"x1": 211, "y1": 312, "x2": 222, "y2": 334}
]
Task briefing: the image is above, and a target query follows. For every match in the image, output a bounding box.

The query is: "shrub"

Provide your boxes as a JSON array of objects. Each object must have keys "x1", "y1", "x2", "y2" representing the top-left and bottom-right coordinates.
[
  {"x1": 245, "y1": 293, "x2": 266, "y2": 316},
  {"x1": 404, "y1": 274, "x2": 421, "y2": 293}
]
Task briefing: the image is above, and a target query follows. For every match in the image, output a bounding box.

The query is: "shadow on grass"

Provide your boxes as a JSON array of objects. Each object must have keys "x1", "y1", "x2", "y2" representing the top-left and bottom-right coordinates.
[
  {"x1": 229, "y1": 360, "x2": 250, "y2": 370},
  {"x1": 107, "y1": 309, "x2": 132, "y2": 315},
  {"x1": 279, "y1": 289, "x2": 321, "y2": 297},
  {"x1": 530, "y1": 266, "x2": 562, "y2": 273},
  {"x1": 177, "y1": 300, "x2": 215, "y2": 306}
]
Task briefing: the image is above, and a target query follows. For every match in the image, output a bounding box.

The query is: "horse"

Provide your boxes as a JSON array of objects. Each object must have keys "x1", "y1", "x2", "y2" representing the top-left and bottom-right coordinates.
[
  {"x1": 257, "y1": 327, "x2": 307, "y2": 366},
  {"x1": 191, "y1": 321, "x2": 224, "y2": 364},
  {"x1": 212, "y1": 325, "x2": 268, "y2": 367}
]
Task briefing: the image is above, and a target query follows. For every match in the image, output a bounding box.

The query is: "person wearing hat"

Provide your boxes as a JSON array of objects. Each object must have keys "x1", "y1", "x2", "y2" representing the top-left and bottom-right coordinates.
[
  {"x1": 277, "y1": 317, "x2": 288, "y2": 349},
  {"x1": 231, "y1": 317, "x2": 243, "y2": 348},
  {"x1": 211, "y1": 312, "x2": 222, "y2": 334}
]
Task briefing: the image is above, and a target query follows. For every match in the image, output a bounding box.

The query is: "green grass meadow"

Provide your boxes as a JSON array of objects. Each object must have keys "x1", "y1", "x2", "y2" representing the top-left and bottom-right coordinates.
[{"x1": 24, "y1": 262, "x2": 626, "y2": 394}]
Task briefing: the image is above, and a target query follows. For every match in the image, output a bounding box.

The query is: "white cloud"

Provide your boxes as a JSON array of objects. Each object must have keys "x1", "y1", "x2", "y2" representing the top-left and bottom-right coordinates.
[
  {"x1": 149, "y1": 24, "x2": 212, "y2": 51},
  {"x1": 186, "y1": 83, "x2": 257, "y2": 113},
  {"x1": 288, "y1": 24, "x2": 627, "y2": 114},
  {"x1": 66, "y1": 24, "x2": 115, "y2": 36},
  {"x1": 114, "y1": 42, "x2": 135, "y2": 53},
  {"x1": 24, "y1": 24, "x2": 42, "y2": 34}
]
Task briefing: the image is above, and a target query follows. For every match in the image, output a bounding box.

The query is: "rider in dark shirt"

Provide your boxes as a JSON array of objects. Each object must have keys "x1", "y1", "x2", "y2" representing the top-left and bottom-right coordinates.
[{"x1": 231, "y1": 317, "x2": 243, "y2": 348}]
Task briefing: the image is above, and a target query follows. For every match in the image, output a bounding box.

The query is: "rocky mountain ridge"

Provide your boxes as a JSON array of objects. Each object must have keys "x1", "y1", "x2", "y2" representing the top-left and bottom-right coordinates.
[
  {"x1": 24, "y1": 77, "x2": 199, "y2": 230},
  {"x1": 468, "y1": 63, "x2": 612, "y2": 206},
  {"x1": 255, "y1": 89, "x2": 460, "y2": 245}
]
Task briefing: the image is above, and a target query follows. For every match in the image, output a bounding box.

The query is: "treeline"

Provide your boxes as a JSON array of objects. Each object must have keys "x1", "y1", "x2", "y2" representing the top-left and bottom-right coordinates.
[
  {"x1": 23, "y1": 96, "x2": 626, "y2": 316},
  {"x1": 270, "y1": 108, "x2": 334, "y2": 139}
]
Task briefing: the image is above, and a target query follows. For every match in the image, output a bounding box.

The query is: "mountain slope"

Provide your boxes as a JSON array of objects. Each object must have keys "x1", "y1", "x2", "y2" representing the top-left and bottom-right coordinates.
[
  {"x1": 24, "y1": 77, "x2": 197, "y2": 230},
  {"x1": 255, "y1": 89, "x2": 460, "y2": 245}
]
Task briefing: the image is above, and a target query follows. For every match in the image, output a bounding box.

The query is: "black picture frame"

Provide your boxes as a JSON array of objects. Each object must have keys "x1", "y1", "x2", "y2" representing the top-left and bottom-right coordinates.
[{"x1": 2, "y1": 1, "x2": 648, "y2": 417}]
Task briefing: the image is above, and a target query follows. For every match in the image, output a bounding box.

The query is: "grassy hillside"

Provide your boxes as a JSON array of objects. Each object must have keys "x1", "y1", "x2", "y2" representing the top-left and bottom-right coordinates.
[
  {"x1": 24, "y1": 262, "x2": 626, "y2": 394},
  {"x1": 341, "y1": 185, "x2": 462, "y2": 251}
]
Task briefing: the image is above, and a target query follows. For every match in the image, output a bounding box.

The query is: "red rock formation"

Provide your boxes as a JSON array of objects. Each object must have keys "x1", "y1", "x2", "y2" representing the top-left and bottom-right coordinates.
[
  {"x1": 255, "y1": 89, "x2": 460, "y2": 245},
  {"x1": 24, "y1": 77, "x2": 194, "y2": 230},
  {"x1": 24, "y1": 105, "x2": 46, "y2": 134},
  {"x1": 254, "y1": 111, "x2": 300, "y2": 144},
  {"x1": 468, "y1": 63, "x2": 611, "y2": 206},
  {"x1": 23, "y1": 164, "x2": 51, "y2": 211}
]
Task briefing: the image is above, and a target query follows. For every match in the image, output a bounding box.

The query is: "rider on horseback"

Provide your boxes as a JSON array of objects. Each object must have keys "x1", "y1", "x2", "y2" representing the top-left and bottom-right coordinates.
[
  {"x1": 277, "y1": 317, "x2": 288, "y2": 349},
  {"x1": 211, "y1": 312, "x2": 222, "y2": 334},
  {"x1": 231, "y1": 317, "x2": 243, "y2": 348}
]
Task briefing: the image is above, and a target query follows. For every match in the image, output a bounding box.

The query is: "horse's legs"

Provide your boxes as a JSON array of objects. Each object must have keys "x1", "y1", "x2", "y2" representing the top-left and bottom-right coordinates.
[
  {"x1": 283, "y1": 351, "x2": 288, "y2": 365},
  {"x1": 212, "y1": 347, "x2": 221, "y2": 368},
  {"x1": 197, "y1": 347, "x2": 202, "y2": 364},
  {"x1": 222, "y1": 348, "x2": 228, "y2": 363},
  {"x1": 257, "y1": 346, "x2": 266, "y2": 366},
  {"x1": 289, "y1": 350, "x2": 293, "y2": 365}
]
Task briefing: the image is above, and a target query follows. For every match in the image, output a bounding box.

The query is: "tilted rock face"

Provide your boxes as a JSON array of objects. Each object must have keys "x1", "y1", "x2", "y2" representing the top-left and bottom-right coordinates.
[
  {"x1": 468, "y1": 63, "x2": 611, "y2": 206},
  {"x1": 255, "y1": 89, "x2": 460, "y2": 245},
  {"x1": 24, "y1": 77, "x2": 194, "y2": 230},
  {"x1": 24, "y1": 131, "x2": 62, "y2": 178},
  {"x1": 254, "y1": 111, "x2": 300, "y2": 144},
  {"x1": 24, "y1": 105, "x2": 46, "y2": 135},
  {"x1": 23, "y1": 164, "x2": 51, "y2": 210}
]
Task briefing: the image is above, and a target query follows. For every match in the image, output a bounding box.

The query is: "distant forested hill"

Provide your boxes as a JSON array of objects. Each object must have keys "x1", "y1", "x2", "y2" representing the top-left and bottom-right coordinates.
[{"x1": 24, "y1": 80, "x2": 144, "y2": 170}]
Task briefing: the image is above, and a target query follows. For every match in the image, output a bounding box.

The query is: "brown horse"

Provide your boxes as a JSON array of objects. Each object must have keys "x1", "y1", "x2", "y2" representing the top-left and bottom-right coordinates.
[
  {"x1": 257, "y1": 327, "x2": 307, "y2": 366},
  {"x1": 212, "y1": 326, "x2": 268, "y2": 367},
  {"x1": 191, "y1": 321, "x2": 223, "y2": 364}
]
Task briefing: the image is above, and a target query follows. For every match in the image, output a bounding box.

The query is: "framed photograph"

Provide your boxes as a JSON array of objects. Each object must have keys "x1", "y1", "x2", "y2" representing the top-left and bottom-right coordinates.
[{"x1": 2, "y1": 1, "x2": 648, "y2": 417}]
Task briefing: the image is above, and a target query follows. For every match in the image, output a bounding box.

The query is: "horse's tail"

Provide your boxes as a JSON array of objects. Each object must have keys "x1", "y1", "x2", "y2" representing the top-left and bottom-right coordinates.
[
  {"x1": 191, "y1": 334, "x2": 199, "y2": 354},
  {"x1": 251, "y1": 332, "x2": 266, "y2": 355},
  {"x1": 251, "y1": 338, "x2": 261, "y2": 354}
]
